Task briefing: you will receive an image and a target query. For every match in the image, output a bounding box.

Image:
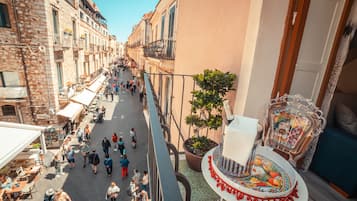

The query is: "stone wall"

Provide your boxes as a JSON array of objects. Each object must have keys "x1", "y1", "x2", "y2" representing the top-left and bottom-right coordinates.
[{"x1": 0, "y1": 0, "x2": 57, "y2": 125}]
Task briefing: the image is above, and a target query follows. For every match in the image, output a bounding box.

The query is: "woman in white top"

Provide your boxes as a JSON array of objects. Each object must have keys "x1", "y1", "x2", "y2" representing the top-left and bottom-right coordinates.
[{"x1": 107, "y1": 182, "x2": 120, "y2": 201}]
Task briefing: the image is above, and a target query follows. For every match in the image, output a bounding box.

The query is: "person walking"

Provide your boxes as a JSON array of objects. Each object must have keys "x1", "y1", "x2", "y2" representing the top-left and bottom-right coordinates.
[
  {"x1": 130, "y1": 128, "x2": 137, "y2": 149},
  {"x1": 76, "y1": 128, "x2": 84, "y2": 144},
  {"x1": 54, "y1": 155, "x2": 62, "y2": 177},
  {"x1": 84, "y1": 124, "x2": 91, "y2": 142},
  {"x1": 106, "y1": 182, "x2": 120, "y2": 201},
  {"x1": 132, "y1": 169, "x2": 141, "y2": 186},
  {"x1": 80, "y1": 142, "x2": 90, "y2": 168},
  {"x1": 110, "y1": 91, "x2": 114, "y2": 101},
  {"x1": 101, "y1": 137, "x2": 111, "y2": 155},
  {"x1": 66, "y1": 146, "x2": 75, "y2": 169},
  {"x1": 117, "y1": 137, "x2": 125, "y2": 157},
  {"x1": 120, "y1": 154, "x2": 130, "y2": 178},
  {"x1": 141, "y1": 170, "x2": 149, "y2": 192},
  {"x1": 104, "y1": 154, "x2": 113, "y2": 176},
  {"x1": 112, "y1": 133, "x2": 118, "y2": 151},
  {"x1": 88, "y1": 150, "x2": 100, "y2": 174}
]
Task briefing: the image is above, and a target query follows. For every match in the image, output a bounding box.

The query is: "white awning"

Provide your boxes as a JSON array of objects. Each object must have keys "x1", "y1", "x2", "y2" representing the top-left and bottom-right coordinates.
[
  {"x1": 70, "y1": 89, "x2": 96, "y2": 106},
  {"x1": 56, "y1": 102, "x2": 83, "y2": 121},
  {"x1": 0, "y1": 122, "x2": 45, "y2": 169},
  {"x1": 87, "y1": 75, "x2": 106, "y2": 92}
]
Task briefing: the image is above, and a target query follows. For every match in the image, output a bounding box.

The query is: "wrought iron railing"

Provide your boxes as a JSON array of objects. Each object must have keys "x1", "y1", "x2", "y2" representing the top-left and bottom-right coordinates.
[
  {"x1": 127, "y1": 41, "x2": 143, "y2": 48},
  {"x1": 144, "y1": 73, "x2": 191, "y2": 201},
  {"x1": 144, "y1": 39, "x2": 176, "y2": 60}
]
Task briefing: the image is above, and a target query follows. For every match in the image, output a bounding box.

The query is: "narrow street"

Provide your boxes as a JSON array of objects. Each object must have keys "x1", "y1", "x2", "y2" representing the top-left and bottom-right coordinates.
[{"x1": 29, "y1": 70, "x2": 148, "y2": 201}]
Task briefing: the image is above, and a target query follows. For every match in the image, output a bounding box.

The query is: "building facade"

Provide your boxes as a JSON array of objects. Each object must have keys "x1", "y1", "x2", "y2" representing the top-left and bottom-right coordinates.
[
  {"x1": 0, "y1": 0, "x2": 116, "y2": 126},
  {"x1": 128, "y1": 0, "x2": 353, "y2": 173}
]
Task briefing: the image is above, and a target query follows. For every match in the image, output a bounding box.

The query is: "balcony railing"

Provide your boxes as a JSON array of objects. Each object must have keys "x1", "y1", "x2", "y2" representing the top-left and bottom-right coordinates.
[
  {"x1": 144, "y1": 73, "x2": 191, "y2": 201},
  {"x1": 144, "y1": 39, "x2": 176, "y2": 60},
  {"x1": 127, "y1": 41, "x2": 142, "y2": 48},
  {"x1": 0, "y1": 86, "x2": 28, "y2": 99}
]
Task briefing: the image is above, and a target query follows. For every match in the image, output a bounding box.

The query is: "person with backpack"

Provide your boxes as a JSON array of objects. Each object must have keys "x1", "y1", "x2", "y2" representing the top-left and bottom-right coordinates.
[
  {"x1": 104, "y1": 154, "x2": 113, "y2": 176},
  {"x1": 89, "y1": 150, "x2": 100, "y2": 174},
  {"x1": 112, "y1": 133, "x2": 118, "y2": 151},
  {"x1": 101, "y1": 137, "x2": 111, "y2": 155},
  {"x1": 117, "y1": 137, "x2": 125, "y2": 157},
  {"x1": 120, "y1": 154, "x2": 130, "y2": 178}
]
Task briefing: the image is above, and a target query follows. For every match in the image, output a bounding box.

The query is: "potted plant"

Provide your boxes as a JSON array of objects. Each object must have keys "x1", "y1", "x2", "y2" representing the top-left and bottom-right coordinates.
[{"x1": 184, "y1": 69, "x2": 236, "y2": 171}]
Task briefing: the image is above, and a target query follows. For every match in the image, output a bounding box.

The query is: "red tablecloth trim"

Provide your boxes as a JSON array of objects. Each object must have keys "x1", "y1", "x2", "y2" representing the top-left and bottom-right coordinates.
[{"x1": 208, "y1": 155, "x2": 299, "y2": 201}]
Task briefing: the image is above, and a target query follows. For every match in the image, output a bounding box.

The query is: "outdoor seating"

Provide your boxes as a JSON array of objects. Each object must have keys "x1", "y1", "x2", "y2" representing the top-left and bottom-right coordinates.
[{"x1": 19, "y1": 181, "x2": 35, "y2": 199}]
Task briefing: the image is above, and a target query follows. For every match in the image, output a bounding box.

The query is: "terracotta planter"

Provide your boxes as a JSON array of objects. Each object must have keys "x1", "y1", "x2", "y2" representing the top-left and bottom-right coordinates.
[
  {"x1": 183, "y1": 144, "x2": 204, "y2": 172},
  {"x1": 183, "y1": 139, "x2": 217, "y2": 172}
]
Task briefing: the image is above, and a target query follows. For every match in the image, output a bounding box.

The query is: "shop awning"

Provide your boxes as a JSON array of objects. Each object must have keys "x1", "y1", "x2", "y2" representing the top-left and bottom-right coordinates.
[
  {"x1": 70, "y1": 89, "x2": 96, "y2": 106},
  {"x1": 0, "y1": 122, "x2": 45, "y2": 169},
  {"x1": 56, "y1": 102, "x2": 83, "y2": 121},
  {"x1": 87, "y1": 75, "x2": 106, "y2": 92}
]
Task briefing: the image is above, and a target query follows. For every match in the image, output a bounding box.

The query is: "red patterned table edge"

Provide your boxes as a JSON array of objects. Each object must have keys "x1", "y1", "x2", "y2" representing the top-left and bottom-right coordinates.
[{"x1": 208, "y1": 155, "x2": 299, "y2": 201}]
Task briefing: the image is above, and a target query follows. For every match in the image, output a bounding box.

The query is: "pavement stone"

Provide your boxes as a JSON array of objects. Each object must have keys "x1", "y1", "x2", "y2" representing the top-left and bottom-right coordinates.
[{"x1": 26, "y1": 70, "x2": 148, "y2": 201}]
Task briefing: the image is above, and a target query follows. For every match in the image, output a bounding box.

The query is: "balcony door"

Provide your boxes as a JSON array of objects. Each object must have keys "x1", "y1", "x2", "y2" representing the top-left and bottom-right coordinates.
[
  {"x1": 167, "y1": 4, "x2": 176, "y2": 58},
  {"x1": 272, "y1": 0, "x2": 350, "y2": 105}
]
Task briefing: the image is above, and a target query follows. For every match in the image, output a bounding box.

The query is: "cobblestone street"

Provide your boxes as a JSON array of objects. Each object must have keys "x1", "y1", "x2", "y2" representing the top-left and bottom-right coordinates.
[{"x1": 28, "y1": 70, "x2": 148, "y2": 201}]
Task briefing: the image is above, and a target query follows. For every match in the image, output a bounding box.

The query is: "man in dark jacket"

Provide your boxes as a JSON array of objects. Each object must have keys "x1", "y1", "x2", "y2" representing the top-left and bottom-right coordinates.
[
  {"x1": 102, "y1": 137, "x2": 111, "y2": 155},
  {"x1": 88, "y1": 150, "x2": 100, "y2": 174}
]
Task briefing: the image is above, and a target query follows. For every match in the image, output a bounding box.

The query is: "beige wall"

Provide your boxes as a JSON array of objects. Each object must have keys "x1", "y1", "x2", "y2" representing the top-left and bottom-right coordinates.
[
  {"x1": 234, "y1": 0, "x2": 289, "y2": 119},
  {"x1": 169, "y1": 0, "x2": 250, "y2": 145}
]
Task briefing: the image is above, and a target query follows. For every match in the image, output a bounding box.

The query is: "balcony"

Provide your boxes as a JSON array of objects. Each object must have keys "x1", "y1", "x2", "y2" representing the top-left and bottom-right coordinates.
[
  {"x1": 143, "y1": 73, "x2": 191, "y2": 201},
  {"x1": 0, "y1": 86, "x2": 27, "y2": 99},
  {"x1": 127, "y1": 41, "x2": 142, "y2": 48},
  {"x1": 144, "y1": 39, "x2": 176, "y2": 60}
]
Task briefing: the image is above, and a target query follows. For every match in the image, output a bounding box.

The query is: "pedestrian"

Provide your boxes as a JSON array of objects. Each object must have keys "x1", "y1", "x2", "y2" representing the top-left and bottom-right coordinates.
[
  {"x1": 141, "y1": 170, "x2": 149, "y2": 192},
  {"x1": 80, "y1": 142, "x2": 90, "y2": 168},
  {"x1": 112, "y1": 132, "x2": 118, "y2": 151},
  {"x1": 115, "y1": 83, "x2": 119, "y2": 95},
  {"x1": 130, "y1": 128, "x2": 137, "y2": 149},
  {"x1": 53, "y1": 189, "x2": 71, "y2": 201},
  {"x1": 104, "y1": 154, "x2": 113, "y2": 176},
  {"x1": 88, "y1": 150, "x2": 100, "y2": 174},
  {"x1": 60, "y1": 143, "x2": 68, "y2": 161},
  {"x1": 130, "y1": 86, "x2": 134, "y2": 96},
  {"x1": 101, "y1": 106, "x2": 106, "y2": 117},
  {"x1": 132, "y1": 169, "x2": 141, "y2": 186},
  {"x1": 106, "y1": 182, "x2": 120, "y2": 201},
  {"x1": 126, "y1": 80, "x2": 130, "y2": 90},
  {"x1": 84, "y1": 124, "x2": 90, "y2": 141},
  {"x1": 111, "y1": 91, "x2": 114, "y2": 101},
  {"x1": 66, "y1": 146, "x2": 75, "y2": 169},
  {"x1": 102, "y1": 137, "x2": 111, "y2": 155},
  {"x1": 54, "y1": 154, "x2": 62, "y2": 177},
  {"x1": 120, "y1": 154, "x2": 130, "y2": 178},
  {"x1": 117, "y1": 137, "x2": 125, "y2": 157},
  {"x1": 76, "y1": 128, "x2": 84, "y2": 144}
]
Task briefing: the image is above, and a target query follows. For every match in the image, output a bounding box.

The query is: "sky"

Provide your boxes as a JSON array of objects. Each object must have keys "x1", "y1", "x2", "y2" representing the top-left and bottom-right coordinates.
[{"x1": 93, "y1": 0, "x2": 158, "y2": 43}]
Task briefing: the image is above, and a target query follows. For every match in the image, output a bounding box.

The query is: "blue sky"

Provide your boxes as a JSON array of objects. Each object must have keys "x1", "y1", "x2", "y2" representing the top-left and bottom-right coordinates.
[{"x1": 93, "y1": 0, "x2": 158, "y2": 43}]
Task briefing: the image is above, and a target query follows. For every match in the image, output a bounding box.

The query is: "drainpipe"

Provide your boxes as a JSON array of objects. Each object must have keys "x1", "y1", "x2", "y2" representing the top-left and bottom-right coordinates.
[{"x1": 12, "y1": 0, "x2": 37, "y2": 123}]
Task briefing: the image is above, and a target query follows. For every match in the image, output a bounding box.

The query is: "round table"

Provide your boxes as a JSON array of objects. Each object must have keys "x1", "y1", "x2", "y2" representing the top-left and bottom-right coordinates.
[{"x1": 202, "y1": 148, "x2": 308, "y2": 201}]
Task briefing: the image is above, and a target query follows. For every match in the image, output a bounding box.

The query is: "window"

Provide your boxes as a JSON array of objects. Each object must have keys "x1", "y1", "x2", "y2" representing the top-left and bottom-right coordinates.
[
  {"x1": 2, "y1": 105, "x2": 16, "y2": 116},
  {"x1": 0, "y1": 72, "x2": 20, "y2": 87},
  {"x1": 80, "y1": 12, "x2": 83, "y2": 19},
  {"x1": 72, "y1": 20, "x2": 76, "y2": 41},
  {"x1": 86, "y1": 16, "x2": 89, "y2": 24},
  {"x1": 56, "y1": 63, "x2": 63, "y2": 89},
  {"x1": 161, "y1": 14, "x2": 165, "y2": 39},
  {"x1": 52, "y1": 9, "x2": 59, "y2": 34},
  {"x1": 0, "y1": 3, "x2": 11, "y2": 28}
]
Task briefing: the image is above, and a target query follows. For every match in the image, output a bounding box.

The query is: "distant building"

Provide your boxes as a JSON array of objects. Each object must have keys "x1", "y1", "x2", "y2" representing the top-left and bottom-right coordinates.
[{"x1": 0, "y1": 0, "x2": 115, "y2": 126}]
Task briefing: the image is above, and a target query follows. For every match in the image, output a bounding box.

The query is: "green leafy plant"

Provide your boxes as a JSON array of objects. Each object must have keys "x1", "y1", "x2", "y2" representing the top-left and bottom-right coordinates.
[{"x1": 185, "y1": 69, "x2": 236, "y2": 156}]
